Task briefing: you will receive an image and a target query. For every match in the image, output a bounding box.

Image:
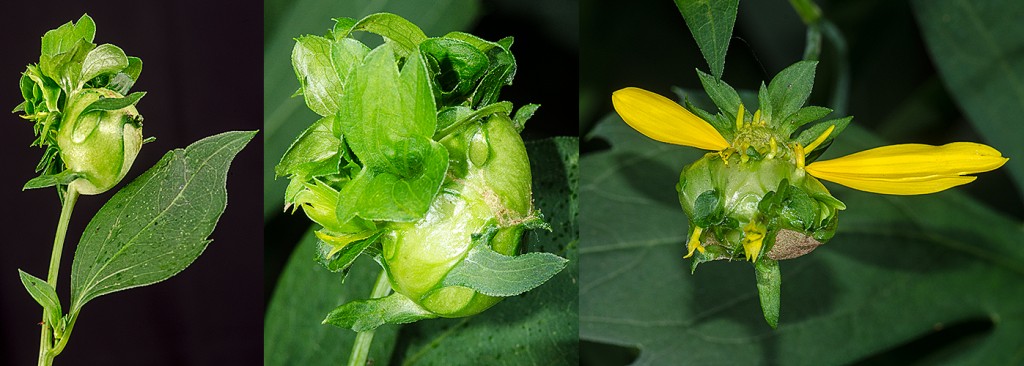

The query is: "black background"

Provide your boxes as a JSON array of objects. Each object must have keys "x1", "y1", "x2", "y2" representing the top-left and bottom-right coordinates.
[{"x1": 0, "y1": 1, "x2": 262, "y2": 365}]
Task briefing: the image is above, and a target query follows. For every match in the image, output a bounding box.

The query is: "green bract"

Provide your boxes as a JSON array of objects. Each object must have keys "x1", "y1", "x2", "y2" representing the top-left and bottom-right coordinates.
[
  {"x1": 276, "y1": 13, "x2": 566, "y2": 331},
  {"x1": 14, "y1": 14, "x2": 146, "y2": 196}
]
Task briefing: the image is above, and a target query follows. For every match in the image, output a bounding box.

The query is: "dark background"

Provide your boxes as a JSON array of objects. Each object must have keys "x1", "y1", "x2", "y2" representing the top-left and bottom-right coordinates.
[
  {"x1": 0, "y1": 1, "x2": 262, "y2": 365},
  {"x1": 262, "y1": 0, "x2": 579, "y2": 311}
]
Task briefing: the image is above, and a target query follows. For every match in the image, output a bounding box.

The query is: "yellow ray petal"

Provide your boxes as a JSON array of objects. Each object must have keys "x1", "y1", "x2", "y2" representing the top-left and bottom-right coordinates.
[
  {"x1": 612, "y1": 87, "x2": 730, "y2": 151},
  {"x1": 806, "y1": 142, "x2": 1007, "y2": 195}
]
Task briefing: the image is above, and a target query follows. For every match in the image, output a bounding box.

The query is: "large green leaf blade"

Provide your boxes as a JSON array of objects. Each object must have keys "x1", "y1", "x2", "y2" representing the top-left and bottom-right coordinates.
[
  {"x1": 674, "y1": 0, "x2": 739, "y2": 78},
  {"x1": 69, "y1": 131, "x2": 256, "y2": 313},
  {"x1": 580, "y1": 114, "x2": 1024, "y2": 364},
  {"x1": 912, "y1": 0, "x2": 1024, "y2": 192}
]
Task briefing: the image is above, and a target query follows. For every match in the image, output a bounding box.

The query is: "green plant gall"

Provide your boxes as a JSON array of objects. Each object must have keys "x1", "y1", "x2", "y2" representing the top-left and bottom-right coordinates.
[
  {"x1": 383, "y1": 114, "x2": 532, "y2": 317},
  {"x1": 58, "y1": 88, "x2": 143, "y2": 195}
]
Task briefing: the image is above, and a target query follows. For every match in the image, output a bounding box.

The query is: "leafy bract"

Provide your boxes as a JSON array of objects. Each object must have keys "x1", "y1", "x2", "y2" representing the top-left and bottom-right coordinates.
[
  {"x1": 323, "y1": 291, "x2": 436, "y2": 332},
  {"x1": 18, "y1": 270, "x2": 62, "y2": 328},
  {"x1": 580, "y1": 114, "x2": 1024, "y2": 364},
  {"x1": 332, "y1": 13, "x2": 428, "y2": 57},
  {"x1": 441, "y1": 227, "x2": 569, "y2": 297},
  {"x1": 292, "y1": 35, "x2": 347, "y2": 117},
  {"x1": 263, "y1": 1, "x2": 480, "y2": 217},
  {"x1": 674, "y1": 0, "x2": 739, "y2": 78},
  {"x1": 276, "y1": 116, "x2": 340, "y2": 179},
  {"x1": 69, "y1": 131, "x2": 256, "y2": 313}
]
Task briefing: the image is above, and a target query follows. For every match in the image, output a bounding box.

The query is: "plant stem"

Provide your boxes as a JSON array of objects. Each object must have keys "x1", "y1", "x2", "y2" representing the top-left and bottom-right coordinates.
[
  {"x1": 37, "y1": 187, "x2": 79, "y2": 366},
  {"x1": 347, "y1": 270, "x2": 392, "y2": 366}
]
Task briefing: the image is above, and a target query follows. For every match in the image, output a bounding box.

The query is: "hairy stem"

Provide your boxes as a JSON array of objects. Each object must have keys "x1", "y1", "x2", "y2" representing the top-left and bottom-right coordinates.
[
  {"x1": 38, "y1": 187, "x2": 79, "y2": 366},
  {"x1": 347, "y1": 270, "x2": 392, "y2": 366}
]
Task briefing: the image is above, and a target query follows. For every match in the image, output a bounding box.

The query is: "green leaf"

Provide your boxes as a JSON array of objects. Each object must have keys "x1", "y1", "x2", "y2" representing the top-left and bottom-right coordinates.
[
  {"x1": 333, "y1": 13, "x2": 428, "y2": 58},
  {"x1": 105, "y1": 56, "x2": 142, "y2": 95},
  {"x1": 512, "y1": 103, "x2": 540, "y2": 131},
  {"x1": 754, "y1": 258, "x2": 780, "y2": 329},
  {"x1": 338, "y1": 46, "x2": 435, "y2": 170},
  {"x1": 692, "y1": 189, "x2": 721, "y2": 227},
  {"x1": 441, "y1": 227, "x2": 568, "y2": 297},
  {"x1": 69, "y1": 131, "x2": 256, "y2": 313},
  {"x1": 420, "y1": 37, "x2": 489, "y2": 105},
  {"x1": 18, "y1": 270, "x2": 62, "y2": 327},
  {"x1": 79, "y1": 44, "x2": 128, "y2": 87},
  {"x1": 23, "y1": 170, "x2": 79, "y2": 190},
  {"x1": 40, "y1": 38, "x2": 94, "y2": 92},
  {"x1": 794, "y1": 116, "x2": 852, "y2": 157},
  {"x1": 912, "y1": 0, "x2": 1024, "y2": 192},
  {"x1": 781, "y1": 105, "x2": 832, "y2": 137},
  {"x1": 80, "y1": 91, "x2": 146, "y2": 115},
  {"x1": 263, "y1": 0, "x2": 480, "y2": 218},
  {"x1": 674, "y1": 0, "x2": 739, "y2": 78},
  {"x1": 580, "y1": 114, "x2": 1024, "y2": 363},
  {"x1": 323, "y1": 291, "x2": 436, "y2": 332},
  {"x1": 696, "y1": 68, "x2": 745, "y2": 132},
  {"x1": 275, "y1": 115, "x2": 340, "y2": 178},
  {"x1": 335, "y1": 143, "x2": 448, "y2": 223},
  {"x1": 292, "y1": 35, "x2": 347, "y2": 116},
  {"x1": 41, "y1": 14, "x2": 96, "y2": 57},
  {"x1": 766, "y1": 61, "x2": 817, "y2": 127},
  {"x1": 315, "y1": 230, "x2": 382, "y2": 273}
]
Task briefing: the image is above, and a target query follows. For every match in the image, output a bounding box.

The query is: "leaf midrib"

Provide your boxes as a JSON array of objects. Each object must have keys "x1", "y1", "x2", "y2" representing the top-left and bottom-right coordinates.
[{"x1": 73, "y1": 137, "x2": 240, "y2": 310}]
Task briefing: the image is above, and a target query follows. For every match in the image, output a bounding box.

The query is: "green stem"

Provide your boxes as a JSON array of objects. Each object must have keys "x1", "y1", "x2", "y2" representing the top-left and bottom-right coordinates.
[
  {"x1": 37, "y1": 187, "x2": 79, "y2": 366},
  {"x1": 347, "y1": 270, "x2": 392, "y2": 366}
]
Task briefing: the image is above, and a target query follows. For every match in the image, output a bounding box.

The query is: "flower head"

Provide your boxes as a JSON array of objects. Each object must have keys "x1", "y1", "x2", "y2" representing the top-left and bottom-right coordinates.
[{"x1": 612, "y1": 71, "x2": 1007, "y2": 329}]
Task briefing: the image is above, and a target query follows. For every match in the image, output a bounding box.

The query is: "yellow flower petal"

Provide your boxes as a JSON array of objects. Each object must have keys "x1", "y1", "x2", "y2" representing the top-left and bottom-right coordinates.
[
  {"x1": 806, "y1": 142, "x2": 1008, "y2": 195},
  {"x1": 612, "y1": 87, "x2": 730, "y2": 151}
]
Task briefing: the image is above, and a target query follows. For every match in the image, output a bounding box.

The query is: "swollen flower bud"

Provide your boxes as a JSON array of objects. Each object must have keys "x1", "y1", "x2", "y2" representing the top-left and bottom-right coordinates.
[
  {"x1": 57, "y1": 88, "x2": 143, "y2": 195},
  {"x1": 383, "y1": 114, "x2": 533, "y2": 317}
]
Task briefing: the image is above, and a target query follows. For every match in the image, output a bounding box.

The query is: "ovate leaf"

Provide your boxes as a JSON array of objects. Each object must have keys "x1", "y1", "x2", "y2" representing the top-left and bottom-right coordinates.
[
  {"x1": 69, "y1": 131, "x2": 256, "y2": 313},
  {"x1": 674, "y1": 0, "x2": 739, "y2": 78},
  {"x1": 80, "y1": 43, "x2": 128, "y2": 88},
  {"x1": 766, "y1": 61, "x2": 818, "y2": 127},
  {"x1": 441, "y1": 227, "x2": 568, "y2": 297},
  {"x1": 323, "y1": 291, "x2": 436, "y2": 332},
  {"x1": 275, "y1": 115, "x2": 341, "y2": 178},
  {"x1": 335, "y1": 142, "x2": 448, "y2": 223},
  {"x1": 332, "y1": 13, "x2": 428, "y2": 57},
  {"x1": 755, "y1": 258, "x2": 781, "y2": 329},
  {"x1": 80, "y1": 91, "x2": 146, "y2": 115},
  {"x1": 18, "y1": 270, "x2": 63, "y2": 327},
  {"x1": 292, "y1": 35, "x2": 347, "y2": 116}
]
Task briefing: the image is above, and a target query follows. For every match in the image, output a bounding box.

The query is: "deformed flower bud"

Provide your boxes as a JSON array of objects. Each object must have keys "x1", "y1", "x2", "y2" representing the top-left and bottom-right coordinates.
[
  {"x1": 383, "y1": 114, "x2": 534, "y2": 317},
  {"x1": 57, "y1": 88, "x2": 143, "y2": 195}
]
